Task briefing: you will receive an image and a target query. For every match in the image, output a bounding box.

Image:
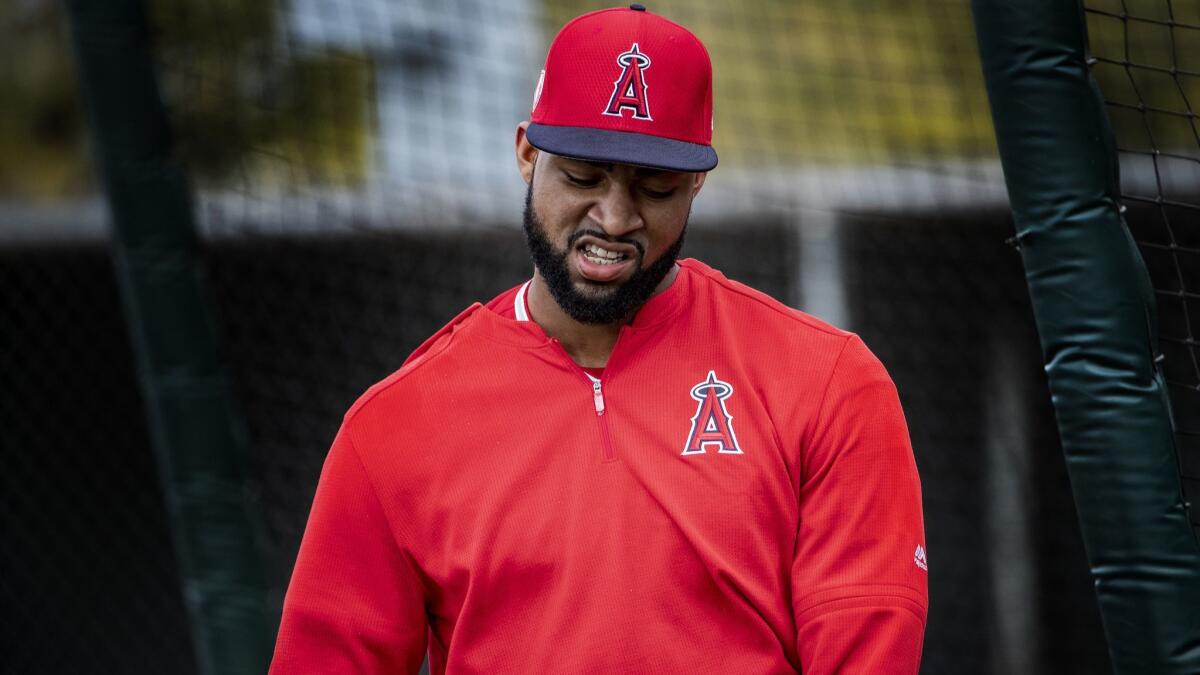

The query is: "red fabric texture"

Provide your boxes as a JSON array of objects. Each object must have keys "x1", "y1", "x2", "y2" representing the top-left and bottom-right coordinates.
[{"x1": 269, "y1": 259, "x2": 927, "y2": 674}]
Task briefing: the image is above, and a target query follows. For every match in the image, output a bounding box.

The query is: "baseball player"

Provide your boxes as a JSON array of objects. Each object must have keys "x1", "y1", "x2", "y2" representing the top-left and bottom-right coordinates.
[{"x1": 269, "y1": 5, "x2": 927, "y2": 674}]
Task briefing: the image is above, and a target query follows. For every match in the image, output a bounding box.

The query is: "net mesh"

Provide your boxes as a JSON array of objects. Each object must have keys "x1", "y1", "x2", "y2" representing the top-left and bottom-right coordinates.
[
  {"x1": 0, "y1": 3, "x2": 196, "y2": 673},
  {"x1": 1083, "y1": 0, "x2": 1200, "y2": 538},
  {"x1": 0, "y1": 245, "x2": 197, "y2": 675}
]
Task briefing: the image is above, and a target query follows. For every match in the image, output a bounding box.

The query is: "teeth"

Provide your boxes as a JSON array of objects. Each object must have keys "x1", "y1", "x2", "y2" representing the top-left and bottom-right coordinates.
[{"x1": 583, "y1": 243, "x2": 624, "y2": 261}]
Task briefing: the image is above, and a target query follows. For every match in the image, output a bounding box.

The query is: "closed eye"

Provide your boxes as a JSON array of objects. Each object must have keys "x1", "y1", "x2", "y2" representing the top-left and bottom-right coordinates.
[
  {"x1": 563, "y1": 172, "x2": 600, "y2": 188},
  {"x1": 641, "y1": 187, "x2": 676, "y2": 199}
]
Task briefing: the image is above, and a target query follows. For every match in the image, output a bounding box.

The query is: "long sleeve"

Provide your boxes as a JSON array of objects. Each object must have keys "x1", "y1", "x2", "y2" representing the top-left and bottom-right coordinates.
[
  {"x1": 269, "y1": 423, "x2": 428, "y2": 674},
  {"x1": 792, "y1": 335, "x2": 928, "y2": 674}
]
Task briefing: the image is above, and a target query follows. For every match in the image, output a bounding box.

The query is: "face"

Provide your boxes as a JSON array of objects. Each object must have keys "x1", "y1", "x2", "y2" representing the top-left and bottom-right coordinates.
[{"x1": 518, "y1": 133, "x2": 704, "y2": 325}]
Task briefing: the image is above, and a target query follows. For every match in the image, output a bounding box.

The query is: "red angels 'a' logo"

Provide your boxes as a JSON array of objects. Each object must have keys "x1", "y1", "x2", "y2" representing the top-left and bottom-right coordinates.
[
  {"x1": 604, "y1": 43, "x2": 653, "y2": 121},
  {"x1": 682, "y1": 371, "x2": 743, "y2": 456}
]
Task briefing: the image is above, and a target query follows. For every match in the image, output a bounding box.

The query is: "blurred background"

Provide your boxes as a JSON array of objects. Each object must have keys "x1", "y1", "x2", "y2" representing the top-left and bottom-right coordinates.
[{"x1": 2, "y1": 0, "x2": 1197, "y2": 673}]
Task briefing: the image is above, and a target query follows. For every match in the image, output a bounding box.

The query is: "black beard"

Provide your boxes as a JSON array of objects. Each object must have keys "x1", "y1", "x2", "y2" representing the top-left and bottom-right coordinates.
[{"x1": 522, "y1": 181, "x2": 686, "y2": 325}]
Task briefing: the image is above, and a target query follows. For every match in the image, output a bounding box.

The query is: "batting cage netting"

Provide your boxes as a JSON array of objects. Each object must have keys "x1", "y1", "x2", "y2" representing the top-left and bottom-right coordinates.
[
  {"x1": 1083, "y1": 0, "x2": 1200, "y2": 541},
  {"x1": 5, "y1": 0, "x2": 1195, "y2": 673}
]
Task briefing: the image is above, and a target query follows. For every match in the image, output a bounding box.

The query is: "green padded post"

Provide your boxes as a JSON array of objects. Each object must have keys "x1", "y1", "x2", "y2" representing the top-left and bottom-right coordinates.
[
  {"x1": 971, "y1": 0, "x2": 1200, "y2": 671},
  {"x1": 64, "y1": 1, "x2": 273, "y2": 673}
]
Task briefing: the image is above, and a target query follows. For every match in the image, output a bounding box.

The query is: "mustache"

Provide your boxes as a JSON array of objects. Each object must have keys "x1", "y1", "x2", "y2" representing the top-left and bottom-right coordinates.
[{"x1": 566, "y1": 228, "x2": 645, "y2": 257}]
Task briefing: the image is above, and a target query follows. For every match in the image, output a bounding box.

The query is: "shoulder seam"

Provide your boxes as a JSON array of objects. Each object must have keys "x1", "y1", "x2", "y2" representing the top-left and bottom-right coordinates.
[
  {"x1": 345, "y1": 317, "x2": 464, "y2": 422},
  {"x1": 686, "y1": 263, "x2": 848, "y2": 337},
  {"x1": 799, "y1": 333, "x2": 856, "y2": 482}
]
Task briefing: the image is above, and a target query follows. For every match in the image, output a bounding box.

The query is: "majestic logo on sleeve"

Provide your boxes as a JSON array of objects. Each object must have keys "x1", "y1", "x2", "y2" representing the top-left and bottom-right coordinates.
[
  {"x1": 604, "y1": 43, "x2": 653, "y2": 121},
  {"x1": 682, "y1": 371, "x2": 743, "y2": 456}
]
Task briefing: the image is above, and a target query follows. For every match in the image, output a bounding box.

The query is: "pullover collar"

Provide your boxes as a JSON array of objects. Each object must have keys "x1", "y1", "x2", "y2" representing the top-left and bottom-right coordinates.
[{"x1": 471, "y1": 259, "x2": 697, "y2": 350}]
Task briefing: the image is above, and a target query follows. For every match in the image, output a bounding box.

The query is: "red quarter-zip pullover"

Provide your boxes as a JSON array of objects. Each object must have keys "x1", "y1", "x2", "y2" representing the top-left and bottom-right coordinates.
[{"x1": 270, "y1": 258, "x2": 927, "y2": 674}]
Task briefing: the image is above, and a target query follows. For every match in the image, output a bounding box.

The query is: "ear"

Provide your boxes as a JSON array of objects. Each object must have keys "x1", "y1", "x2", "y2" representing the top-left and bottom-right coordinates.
[
  {"x1": 690, "y1": 171, "x2": 708, "y2": 198},
  {"x1": 515, "y1": 121, "x2": 539, "y2": 185}
]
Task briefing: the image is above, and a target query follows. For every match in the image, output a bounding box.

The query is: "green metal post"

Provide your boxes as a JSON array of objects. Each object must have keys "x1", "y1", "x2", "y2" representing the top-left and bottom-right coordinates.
[{"x1": 63, "y1": 1, "x2": 273, "y2": 673}]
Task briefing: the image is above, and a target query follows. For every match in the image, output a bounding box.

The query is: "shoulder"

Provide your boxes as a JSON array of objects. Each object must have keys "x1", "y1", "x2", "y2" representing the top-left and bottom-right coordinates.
[
  {"x1": 343, "y1": 305, "x2": 476, "y2": 424},
  {"x1": 678, "y1": 258, "x2": 854, "y2": 351},
  {"x1": 678, "y1": 259, "x2": 898, "y2": 398},
  {"x1": 344, "y1": 282, "x2": 528, "y2": 426}
]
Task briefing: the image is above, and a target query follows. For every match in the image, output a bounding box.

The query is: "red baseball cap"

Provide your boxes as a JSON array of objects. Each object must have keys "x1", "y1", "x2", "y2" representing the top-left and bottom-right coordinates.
[{"x1": 527, "y1": 4, "x2": 717, "y2": 173}]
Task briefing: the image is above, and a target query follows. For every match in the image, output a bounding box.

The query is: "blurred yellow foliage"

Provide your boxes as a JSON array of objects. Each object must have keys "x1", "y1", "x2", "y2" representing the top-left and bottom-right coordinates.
[
  {"x1": 545, "y1": 0, "x2": 999, "y2": 167},
  {"x1": 0, "y1": 2, "x2": 91, "y2": 198},
  {"x1": 147, "y1": 0, "x2": 373, "y2": 190},
  {"x1": 4, "y1": 0, "x2": 1194, "y2": 199}
]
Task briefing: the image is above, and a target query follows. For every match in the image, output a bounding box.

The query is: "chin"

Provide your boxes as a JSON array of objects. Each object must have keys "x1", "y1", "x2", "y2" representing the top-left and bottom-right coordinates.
[{"x1": 571, "y1": 275, "x2": 624, "y2": 296}]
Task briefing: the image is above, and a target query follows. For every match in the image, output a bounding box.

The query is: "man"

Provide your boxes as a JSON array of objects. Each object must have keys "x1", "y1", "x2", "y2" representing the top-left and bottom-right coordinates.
[{"x1": 269, "y1": 5, "x2": 927, "y2": 674}]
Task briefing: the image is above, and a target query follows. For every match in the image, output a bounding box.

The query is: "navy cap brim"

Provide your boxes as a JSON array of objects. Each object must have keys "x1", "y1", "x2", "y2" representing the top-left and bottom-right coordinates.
[{"x1": 527, "y1": 123, "x2": 717, "y2": 172}]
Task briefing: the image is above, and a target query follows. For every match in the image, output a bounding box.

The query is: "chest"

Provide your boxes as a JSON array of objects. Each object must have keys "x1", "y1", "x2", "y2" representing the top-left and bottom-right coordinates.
[{"x1": 403, "y1": 360, "x2": 803, "y2": 607}]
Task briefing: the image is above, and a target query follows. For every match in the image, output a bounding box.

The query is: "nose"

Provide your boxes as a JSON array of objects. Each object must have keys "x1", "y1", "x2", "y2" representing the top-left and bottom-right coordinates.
[{"x1": 587, "y1": 182, "x2": 644, "y2": 238}]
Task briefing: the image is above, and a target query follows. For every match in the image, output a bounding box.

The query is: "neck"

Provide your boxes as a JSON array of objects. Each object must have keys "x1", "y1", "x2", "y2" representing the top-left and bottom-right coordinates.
[{"x1": 527, "y1": 264, "x2": 679, "y2": 368}]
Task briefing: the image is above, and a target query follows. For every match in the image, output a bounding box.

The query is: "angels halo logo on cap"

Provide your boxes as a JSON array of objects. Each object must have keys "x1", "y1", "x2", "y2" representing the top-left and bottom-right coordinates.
[
  {"x1": 527, "y1": 4, "x2": 717, "y2": 173},
  {"x1": 602, "y1": 43, "x2": 653, "y2": 121}
]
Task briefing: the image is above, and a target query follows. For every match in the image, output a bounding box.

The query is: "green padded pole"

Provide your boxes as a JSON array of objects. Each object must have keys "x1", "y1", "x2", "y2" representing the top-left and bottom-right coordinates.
[
  {"x1": 971, "y1": 0, "x2": 1200, "y2": 671},
  {"x1": 64, "y1": 2, "x2": 273, "y2": 673}
]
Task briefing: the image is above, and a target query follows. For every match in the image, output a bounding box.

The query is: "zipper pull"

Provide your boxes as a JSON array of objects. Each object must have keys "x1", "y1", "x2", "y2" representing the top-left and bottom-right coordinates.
[{"x1": 592, "y1": 380, "x2": 605, "y2": 415}]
